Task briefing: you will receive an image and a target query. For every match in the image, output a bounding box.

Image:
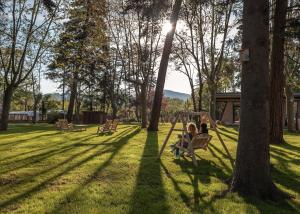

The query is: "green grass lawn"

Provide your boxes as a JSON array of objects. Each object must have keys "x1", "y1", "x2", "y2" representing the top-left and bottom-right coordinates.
[{"x1": 0, "y1": 123, "x2": 299, "y2": 214}]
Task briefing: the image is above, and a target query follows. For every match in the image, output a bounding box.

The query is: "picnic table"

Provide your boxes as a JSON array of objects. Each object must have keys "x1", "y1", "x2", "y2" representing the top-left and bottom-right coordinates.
[{"x1": 73, "y1": 124, "x2": 88, "y2": 131}]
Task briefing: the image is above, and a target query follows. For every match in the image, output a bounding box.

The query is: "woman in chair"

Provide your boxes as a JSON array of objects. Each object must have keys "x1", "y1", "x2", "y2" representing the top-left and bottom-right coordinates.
[{"x1": 171, "y1": 123, "x2": 198, "y2": 158}]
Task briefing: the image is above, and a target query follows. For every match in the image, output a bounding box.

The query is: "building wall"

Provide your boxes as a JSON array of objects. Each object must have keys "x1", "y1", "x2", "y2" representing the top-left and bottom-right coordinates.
[{"x1": 221, "y1": 102, "x2": 233, "y2": 124}]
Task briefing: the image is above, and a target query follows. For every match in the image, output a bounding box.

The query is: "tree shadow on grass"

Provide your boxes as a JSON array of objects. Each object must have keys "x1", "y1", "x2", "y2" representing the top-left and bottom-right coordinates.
[
  {"x1": 0, "y1": 134, "x2": 97, "y2": 174},
  {"x1": 207, "y1": 147, "x2": 232, "y2": 174},
  {"x1": 271, "y1": 166, "x2": 300, "y2": 198},
  {"x1": 0, "y1": 124, "x2": 53, "y2": 137},
  {"x1": 0, "y1": 126, "x2": 141, "y2": 212},
  {"x1": 161, "y1": 155, "x2": 230, "y2": 212},
  {"x1": 241, "y1": 183, "x2": 299, "y2": 214},
  {"x1": 1, "y1": 126, "x2": 133, "y2": 174},
  {"x1": 218, "y1": 127, "x2": 238, "y2": 136},
  {"x1": 272, "y1": 141, "x2": 300, "y2": 154},
  {"x1": 0, "y1": 131, "x2": 61, "y2": 148},
  {"x1": 273, "y1": 147, "x2": 299, "y2": 159},
  {"x1": 0, "y1": 127, "x2": 136, "y2": 193},
  {"x1": 129, "y1": 131, "x2": 170, "y2": 214},
  {"x1": 217, "y1": 131, "x2": 238, "y2": 143}
]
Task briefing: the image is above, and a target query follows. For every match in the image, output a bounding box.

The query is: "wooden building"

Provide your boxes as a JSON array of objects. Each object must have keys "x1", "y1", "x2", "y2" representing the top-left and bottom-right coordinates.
[{"x1": 216, "y1": 93, "x2": 300, "y2": 130}]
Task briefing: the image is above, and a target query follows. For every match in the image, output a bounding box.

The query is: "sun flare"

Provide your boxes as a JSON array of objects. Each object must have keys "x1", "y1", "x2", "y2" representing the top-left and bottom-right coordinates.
[{"x1": 162, "y1": 20, "x2": 185, "y2": 35}]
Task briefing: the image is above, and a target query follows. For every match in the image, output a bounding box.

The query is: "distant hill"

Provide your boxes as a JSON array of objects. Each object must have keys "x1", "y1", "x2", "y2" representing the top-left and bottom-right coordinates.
[{"x1": 164, "y1": 90, "x2": 190, "y2": 101}]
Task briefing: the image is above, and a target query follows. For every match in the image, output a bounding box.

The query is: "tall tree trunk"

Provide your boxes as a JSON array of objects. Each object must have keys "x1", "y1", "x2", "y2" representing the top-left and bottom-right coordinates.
[
  {"x1": 198, "y1": 81, "x2": 203, "y2": 112},
  {"x1": 134, "y1": 85, "x2": 141, "y2": 122},
  {"x1": 148, "y1": 0, "x2": 183, "y2": 131},
  {"x1": 141, "y1": 83, "x2": 148, "y2": 128},
  {"x1": 75, "y1": 100, "x2": 81, "y2": 124},
  {"x1": 231, "y1": 0, "x2": 284, "y2": 200},
  {"x1": 296, "y1": 102, "x2": 300, "y2": 131},
  {"x1": 208, "y1": 84, "x2": 216, "y2": 120},
  {"x1": 0, "y1": 86, "x2": 14, "y2": 131},
  {"x1": 286, "y1": 84, "x2": 295, "y2": 132},
  {"x1": 111, "y1": 93, "x2": 117, "y2": 119},
  {"x1": 89, "y1": 85, "x2": 93, "y2": 112},
  {"x1": 112, "y1": 103, "x2": 117, "y2": 119},
  {"x1": 62, "y1": 70, "x2": 66, "y2": 112},
  {"x1": 269, "y1": 0, "x2": 288, "y2": 144},
  {"x1": 32, "y1": 73, "x2": 37, "y2": 124},
  {"x1": 189, "y1": 79, "x2": 197, "y2": 112},
  {"x1": 33, "y1": 100, "x2": 38, "y2": 124},
  {"x1": 67, "y1": 74, "x2": 78, "y2": 122}
]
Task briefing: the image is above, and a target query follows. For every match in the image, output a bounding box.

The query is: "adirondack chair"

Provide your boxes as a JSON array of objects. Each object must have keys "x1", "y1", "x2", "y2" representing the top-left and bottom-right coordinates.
[
  {"x1": 110, "y1": 119, "x2": 119, "y2": 132},
  {"x1": 55, "y1": 119, "x2": 73, "y2": 131},
  {"x1": 97, "y1": 120, "x2": 112, "y2": 134},
  {"x1": 60, "y1": 120, "x2": 73, "y2": 131}
]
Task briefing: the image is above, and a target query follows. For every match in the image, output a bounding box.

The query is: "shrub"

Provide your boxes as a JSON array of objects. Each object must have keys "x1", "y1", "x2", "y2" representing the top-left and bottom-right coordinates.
[{"x1": 47, "y1": 111, "x2": 65, "y2": 124}]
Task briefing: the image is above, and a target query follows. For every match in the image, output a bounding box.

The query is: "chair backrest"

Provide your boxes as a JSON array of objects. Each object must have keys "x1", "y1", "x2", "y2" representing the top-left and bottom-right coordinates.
[
  {"x1": 191, "y1": 133, "x2": 212, "y2": 149},
  {"x1": 60, "y1": 120, "x2": 70, "y2": 129},
  {"x1": 111, "y1": 119, "x2": 119, "y2": 131},
  {"x1": 103, "y1": 120, "x2": 112, "y2": 131},
  {"x1": 56, "y1": 119, "x2": 66, "y2": 129}
]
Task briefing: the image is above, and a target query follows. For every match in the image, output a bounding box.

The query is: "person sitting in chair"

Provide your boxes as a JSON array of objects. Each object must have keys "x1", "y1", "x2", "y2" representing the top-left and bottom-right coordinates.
[
  {"x1": 171, "y1": 123, "x2": 198, "y2": 158},
  {"x1": 195, "y1": 122, "x2": 210, "y2": 150},
  {"x1": 199, "y1": 123, "x2": 208, "y2": 134}
]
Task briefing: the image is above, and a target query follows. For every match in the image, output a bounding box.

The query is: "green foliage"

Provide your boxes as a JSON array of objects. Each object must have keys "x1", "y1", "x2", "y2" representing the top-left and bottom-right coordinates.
[
  {"x1": 46, "y1": 111, "x2": 64, "y2": 123},
  {"x1": 42, "y1": 94, "x2": 61, "y2": 111},
  {"x1": 0, "y1": 124, "x2": 299, "y2": 213},
  {"x1": 47, "y1": 0, "x2": 110, "y2": 112},
  {"x1": 164, "y1": 98, "x2": 185, "y2": 114},
  {"x1": 11, "y1": 83, "x2": 34, "y2": 111}
]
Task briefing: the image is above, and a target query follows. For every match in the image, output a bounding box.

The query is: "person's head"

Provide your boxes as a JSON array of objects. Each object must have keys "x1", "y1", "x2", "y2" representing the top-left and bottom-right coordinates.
[
  {"x1": 187, "y1": 123, "x2": 198, "y2": 136},
  {"x1": 200, "y1": 123, "x2": 208, "y2": 133}
]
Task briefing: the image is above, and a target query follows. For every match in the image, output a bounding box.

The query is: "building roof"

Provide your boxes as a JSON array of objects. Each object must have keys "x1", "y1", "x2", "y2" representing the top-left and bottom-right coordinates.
[{"x1": 216, "y1": 92, "x2": 300, "y2": 101}]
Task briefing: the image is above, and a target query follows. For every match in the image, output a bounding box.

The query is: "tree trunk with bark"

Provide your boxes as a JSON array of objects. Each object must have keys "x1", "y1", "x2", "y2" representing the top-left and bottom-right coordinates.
[
  {"x1": 189, "y1": 79, "x2": 197, "y2": 112},
  {"x1": 62, "y1": 71, "x2": 66, "y2": 112},
  {"x1": 148, "y1": 0, "x2": 183, "y2": 131},
  {"x1": 296, "y1": 102, "x2": 300, "y2": 131},
  {"x1": 75, "y1": 99, "x2": 81, "y2": 124},
  {"x1": 0, "y1": 86, "x2": 14, "y2": 131},
  {"x1": 269, "y1": 0, "x2": 288, "y2": 144},
  {"x1": 198, "y1": 82, "x2": 203, "y2": 112},
  {"x1": 208, "y1": 84, "x2": 216, "y2": 120},
  {"x1": 140, "y1": 83, "x2": 148, "y2": 128},
  {"x1": 286, "y1": 84, "x2": 295, "y2": 132},
  {"x1": 67, "y1": 74, "x2": 78, "y2": 122},
  {"x1": 112, "y1": 102, "x2": 117, "y2": 119},
  {"x1": 231, "y1": 0, "x2": 286, "y2": 200},
  {"x1": 33, "y1": 100, "x2": 38, "y2": 124}
]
